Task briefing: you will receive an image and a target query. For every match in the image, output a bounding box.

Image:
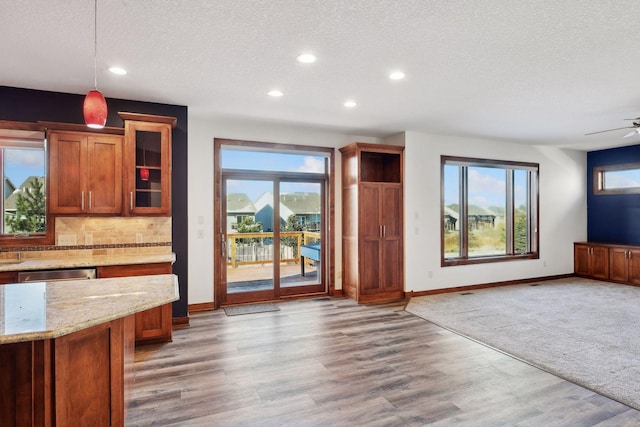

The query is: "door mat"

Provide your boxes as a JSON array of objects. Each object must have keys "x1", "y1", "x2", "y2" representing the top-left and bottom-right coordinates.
[{"x1": 224, "y1": 303, "x2": 280, "y2": 316}]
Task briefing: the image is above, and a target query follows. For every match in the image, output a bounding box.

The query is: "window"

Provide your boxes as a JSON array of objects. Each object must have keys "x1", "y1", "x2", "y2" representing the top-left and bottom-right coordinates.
[
  {"x1": 594, "y1": 163, "x2": 640, "y2": 194},
  {"x1": 0, "y1": 127, "x2": 49, "y2": 243},
  {"x1": 442, "y1": 156, "x2": 539, "y2": 265}
]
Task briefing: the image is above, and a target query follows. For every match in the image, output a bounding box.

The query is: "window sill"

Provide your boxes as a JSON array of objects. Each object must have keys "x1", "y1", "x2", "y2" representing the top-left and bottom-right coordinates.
[{"x1": 442, "y1": 253, "x2": 539, "y2": 267}]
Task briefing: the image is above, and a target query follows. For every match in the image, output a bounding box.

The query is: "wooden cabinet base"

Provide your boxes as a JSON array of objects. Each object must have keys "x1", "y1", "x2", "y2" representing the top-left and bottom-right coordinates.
[
  {"x1": 575, "y1": 242, "x2": 640, "y2": 286},
  {"x1": 0, "y1": 315, "x2": 134, "y2": 426},
  {"x1": 97, "y1": 263, "x2": 173, "y2": 344}
]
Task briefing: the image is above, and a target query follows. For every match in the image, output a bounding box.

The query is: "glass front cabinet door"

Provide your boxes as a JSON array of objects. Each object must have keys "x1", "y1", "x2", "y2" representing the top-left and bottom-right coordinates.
[{"x1": 120, "y1": 113, "x2": 176, "y2": 216}]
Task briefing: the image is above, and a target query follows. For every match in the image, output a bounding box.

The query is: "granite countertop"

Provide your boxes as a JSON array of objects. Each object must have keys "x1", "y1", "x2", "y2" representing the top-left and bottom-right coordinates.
[
  {"x1": 0, "y1": 274, "x2": 179, "y2": 344},
  {"x1": 0, "y1": 252, "x2": 176, "y2": 272}
]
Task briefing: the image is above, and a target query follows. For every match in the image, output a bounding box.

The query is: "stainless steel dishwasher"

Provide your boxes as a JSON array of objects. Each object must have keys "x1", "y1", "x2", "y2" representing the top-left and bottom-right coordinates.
[{"x1": 18, "y1": 268, "x2": 96, "y2": 283}]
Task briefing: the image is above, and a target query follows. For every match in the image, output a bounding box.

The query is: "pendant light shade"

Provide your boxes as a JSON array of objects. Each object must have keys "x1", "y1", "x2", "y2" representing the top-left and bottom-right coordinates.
[
  {"x1": 84, "y1": 0, "x2": 107, "y2": 129},
  {"x1": 84, "y1": 89, "x2": 107, "y2": 128}
]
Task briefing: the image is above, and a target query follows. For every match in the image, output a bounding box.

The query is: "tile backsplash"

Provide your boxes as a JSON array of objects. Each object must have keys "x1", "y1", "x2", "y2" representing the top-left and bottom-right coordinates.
[
  {"x1": 56, "y1": 217, "x2": 172, "y2": 245},
  {"x1": 0, "y1": 217, "x2": 173, "y2": 259}
]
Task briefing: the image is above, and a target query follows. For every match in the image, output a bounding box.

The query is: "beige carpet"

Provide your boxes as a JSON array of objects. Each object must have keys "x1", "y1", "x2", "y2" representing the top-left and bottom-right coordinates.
[{"x1": 405, "y1": 277, "x2": 640, "y2": 410}]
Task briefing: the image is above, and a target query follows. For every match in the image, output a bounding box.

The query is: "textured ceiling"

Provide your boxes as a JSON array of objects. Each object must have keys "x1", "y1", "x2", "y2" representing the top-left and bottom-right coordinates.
[{"x1": 2, "y1": 0, "x2": 640, "y2": 150}]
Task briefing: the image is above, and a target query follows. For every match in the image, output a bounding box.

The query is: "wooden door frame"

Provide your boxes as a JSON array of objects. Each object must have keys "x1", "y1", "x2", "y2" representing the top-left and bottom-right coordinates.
[{"x1": 213, "y1": 138, "x2": 335, "y2": 308}]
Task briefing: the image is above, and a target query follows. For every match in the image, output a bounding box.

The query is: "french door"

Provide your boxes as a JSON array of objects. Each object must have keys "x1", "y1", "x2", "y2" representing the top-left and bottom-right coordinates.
[{"x1": 215, "y1": 139, "x2": 332, "y2": 307}]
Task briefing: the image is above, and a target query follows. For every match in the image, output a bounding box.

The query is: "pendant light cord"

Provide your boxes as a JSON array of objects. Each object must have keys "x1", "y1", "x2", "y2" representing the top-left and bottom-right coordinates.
[{"x1": 93, "y1": 0, "x2": 98, "y2": 90}]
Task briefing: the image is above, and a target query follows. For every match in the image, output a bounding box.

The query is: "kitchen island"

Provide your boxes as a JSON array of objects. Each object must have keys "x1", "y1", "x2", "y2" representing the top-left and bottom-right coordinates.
[{"x1": 0, "y1": 274, "x2": 178, "y2": 426}]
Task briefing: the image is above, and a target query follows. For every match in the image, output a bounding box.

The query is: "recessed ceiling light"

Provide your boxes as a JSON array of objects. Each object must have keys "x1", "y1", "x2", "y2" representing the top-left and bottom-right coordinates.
[
  {"x1": 389, "y1": 71, "x2": 405, "y2": 80},
  {"x1": 344, "y1": 100, "x2": 357, "y2": 108},
  {"x1": 108, "y1": 66, "x2": 127, "y2": 75},
  {"x1": 268, "y1": 90, "x2": 284, "y2": 97},
  {"x1": 296, "y1": 53, "x2": 317, "y2": 64}
]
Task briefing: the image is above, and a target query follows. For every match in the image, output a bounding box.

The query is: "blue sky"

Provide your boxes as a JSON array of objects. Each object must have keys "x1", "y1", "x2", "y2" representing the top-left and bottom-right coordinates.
[
  {"x1": 6, "y1": 148, "x2": 45, "y2": 189},
  {"x1": 223, "y1": 149, "x2": 325, "y2": 202},
  {"x1": 444, "y1": 165, "x2": 527, "y2": 209},
  {"x1": 604, "y1": 168, "x2": 640, "y2": 189}
]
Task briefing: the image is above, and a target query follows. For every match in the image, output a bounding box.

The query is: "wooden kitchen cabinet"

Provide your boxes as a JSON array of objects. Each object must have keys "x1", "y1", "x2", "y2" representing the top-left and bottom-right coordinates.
[
  {"x1": 0, "y1": 271, "x2": 18, "y2": 284},
  {"x1": 97, "y1": 263, "x2": 173, "y2": 344},
  {"x1": 574, "y1": 243, "x2": 609, "y2": 279},
  {"x1": 120, "y1": 113, "x2": 175, "y2": 216},
  {"x1": 0, "y1": 315, "x2": 134, "y2": 427},
  {"x1": 49, "y1": 130, "x2": 123, "y2": 214},
  {"x1": 340, "y1": 142, "x2": 404, "y2": 303}
]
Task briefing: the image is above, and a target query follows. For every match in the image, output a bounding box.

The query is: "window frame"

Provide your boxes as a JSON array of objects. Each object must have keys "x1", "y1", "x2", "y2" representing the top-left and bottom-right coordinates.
[
  {"x1": 593, "y1": 162, "x2": 640, "y2": 195},
  {"x1": 0, "y1": 121, "x2": 54, "y2": 246},
  {"x1": 441, "y1": 155, "x2": 539, "y2": 266}
]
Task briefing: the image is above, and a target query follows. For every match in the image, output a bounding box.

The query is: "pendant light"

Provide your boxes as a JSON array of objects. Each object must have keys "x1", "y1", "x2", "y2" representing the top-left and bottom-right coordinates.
[
  {"x1": 140, "y1": 139, "x2": 149, "y2": 181},
  {"x1": 84, "y1": 0, "x2": 107, "y2": 129}
]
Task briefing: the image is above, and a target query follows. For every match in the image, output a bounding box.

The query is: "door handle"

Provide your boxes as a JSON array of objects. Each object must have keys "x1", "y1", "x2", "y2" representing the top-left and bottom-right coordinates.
[
  {"x1": 89, "y1": 191, "x2": 92, "y2": 211},
  {"x1": 221, "y1": 235, "x2": 227, "y2": 258},
  {"x1": 81, "y1": 191, "x2": 85, "y2": 211}
]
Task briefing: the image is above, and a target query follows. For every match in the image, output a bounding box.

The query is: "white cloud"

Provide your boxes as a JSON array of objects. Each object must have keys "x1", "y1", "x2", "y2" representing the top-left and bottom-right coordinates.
[
  {"x1": 297, "y1": 156, "x2": 325, "y2": 173},
  {"x1": 7, "y1": 149, "x2": 44, "y2": 168},
  {"x1": 467, "y1": 168, "x2": 505, "y2": 206}
]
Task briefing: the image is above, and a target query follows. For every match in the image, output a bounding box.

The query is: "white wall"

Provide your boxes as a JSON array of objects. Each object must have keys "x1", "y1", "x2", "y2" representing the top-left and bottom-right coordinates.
[
  {"x1": 404, "y1": 131, "x2": 587, "y2": 292},
  {"x1": 187, "y1": 116, "x2": 588, "y2": 305},
  {"x1": 187, "y1": 115, "x2": 379, "y2": 305}
]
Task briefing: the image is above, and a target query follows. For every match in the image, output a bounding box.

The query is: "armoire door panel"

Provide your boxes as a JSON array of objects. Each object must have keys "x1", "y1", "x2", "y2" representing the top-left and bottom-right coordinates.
[
  {"x1": 360, "y1": 185, "x2": 381, "y2": 238},
  {"x1": 361, "y1": 239, "x2": 381, "y2": 293}
]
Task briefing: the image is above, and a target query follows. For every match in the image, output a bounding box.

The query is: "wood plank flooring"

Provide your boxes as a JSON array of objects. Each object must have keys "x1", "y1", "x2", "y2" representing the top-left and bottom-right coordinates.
[{"x1": 127, "y1": 297, "x2": 640, "y2": 426}]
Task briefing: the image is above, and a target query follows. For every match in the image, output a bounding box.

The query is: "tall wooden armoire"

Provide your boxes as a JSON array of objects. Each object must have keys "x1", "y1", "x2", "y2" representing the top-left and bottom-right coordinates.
[{"x1": 340, "y1": 142, "x2": 404, "y2": 302}]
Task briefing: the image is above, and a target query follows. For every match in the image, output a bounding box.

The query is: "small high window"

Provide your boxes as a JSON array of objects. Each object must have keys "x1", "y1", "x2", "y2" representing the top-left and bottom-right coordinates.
[{"x1": 594, "y1": 163, "x2": 640, "y2": 194}]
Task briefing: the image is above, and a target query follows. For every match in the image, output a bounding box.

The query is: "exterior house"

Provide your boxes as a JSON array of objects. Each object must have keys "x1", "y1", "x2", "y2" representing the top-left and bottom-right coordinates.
[
  {"x1": 443, "y1": 205, "x2": 496, "y2": 231},
  {"x1": 280, "y1": 192, "x2": 321, "y2": 231},
  {"x1": 467, "y1": 205, "x2": 497, "y2": 229},
  {"x1": 226, "y1": 193, "x2": 256, "y2": 231},
  {"x1": 444, "y1": 206, "x2": 459, "y2": 231},
  {"x1": 253, "y1": 192, "x2": 293, "y2": 231}
]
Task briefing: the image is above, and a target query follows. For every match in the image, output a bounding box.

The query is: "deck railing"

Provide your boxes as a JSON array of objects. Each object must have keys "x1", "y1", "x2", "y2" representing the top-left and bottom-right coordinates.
[{"x1": 227, "y1": 231, "x2": 321, "y2": 268}]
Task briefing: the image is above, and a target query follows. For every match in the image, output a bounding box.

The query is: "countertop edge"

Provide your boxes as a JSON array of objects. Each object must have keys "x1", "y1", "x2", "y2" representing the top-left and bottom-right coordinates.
[
  {"x1": 0, "y1": 274, "x2": 179, "y2": 344},
  {"x1": 0, "y1": 252, "x2": 176, "y2": 272}
]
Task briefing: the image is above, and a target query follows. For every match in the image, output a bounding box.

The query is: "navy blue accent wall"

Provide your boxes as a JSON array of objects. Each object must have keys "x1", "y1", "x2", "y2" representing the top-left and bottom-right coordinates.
[
  {"x1": 587, "y1": 144, "x2": 640, "y2": 245},
  {"x1": 0, "y1": 86, "x2": 189, "y2": 319}
]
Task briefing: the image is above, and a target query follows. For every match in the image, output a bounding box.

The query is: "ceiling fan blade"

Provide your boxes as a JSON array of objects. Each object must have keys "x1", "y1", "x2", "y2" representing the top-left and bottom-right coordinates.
[
  {"x1": 623, "y1": 130, "x2": 639, "y2": 138},
  {"x1": 585, "y1": 126, "x2": 634, "y2": 136},
  {"x1": 624, "y1": 117, "x2": 640, "y2": 120}
]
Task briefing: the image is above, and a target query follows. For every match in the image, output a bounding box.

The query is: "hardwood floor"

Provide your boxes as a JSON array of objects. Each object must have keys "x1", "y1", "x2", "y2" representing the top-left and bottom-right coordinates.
[{"x1": 127, "y1": 298, "x2": 640, "y2": 426}]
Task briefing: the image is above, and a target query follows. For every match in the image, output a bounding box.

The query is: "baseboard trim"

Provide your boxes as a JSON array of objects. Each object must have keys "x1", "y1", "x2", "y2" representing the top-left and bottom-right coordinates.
[
  {"x1": 172, "y1": 316, "x2": 190, "y2": 328},
  {"x1": 406, "y1": 273, "x2": 575, "y2": 298},
  {"x1": 188, "y1": 302, "x2": 215, "y2": 312}
]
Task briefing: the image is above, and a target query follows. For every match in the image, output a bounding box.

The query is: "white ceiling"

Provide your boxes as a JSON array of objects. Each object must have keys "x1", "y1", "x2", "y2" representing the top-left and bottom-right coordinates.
[{"x1": 3, "y1": 0, "x2": 640, "y2": 151}]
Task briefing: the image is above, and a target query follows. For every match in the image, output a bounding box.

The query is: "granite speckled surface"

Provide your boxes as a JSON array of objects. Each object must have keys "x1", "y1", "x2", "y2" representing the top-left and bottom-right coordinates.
[
  {"x1": 0, "y1": 274, "x2": 179, "y2": 344},
  {"x1": 0, "y1": 252, "x2": 176, "y2": 272}
]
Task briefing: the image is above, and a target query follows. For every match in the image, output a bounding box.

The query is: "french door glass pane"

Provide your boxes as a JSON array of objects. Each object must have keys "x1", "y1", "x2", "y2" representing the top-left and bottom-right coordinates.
[
  {"x1": 226, "y1": 179, "x2": 274, "y2": 294},
  {"x1": 279, "y1": 182, "x2": 322, "y2": 288}
]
